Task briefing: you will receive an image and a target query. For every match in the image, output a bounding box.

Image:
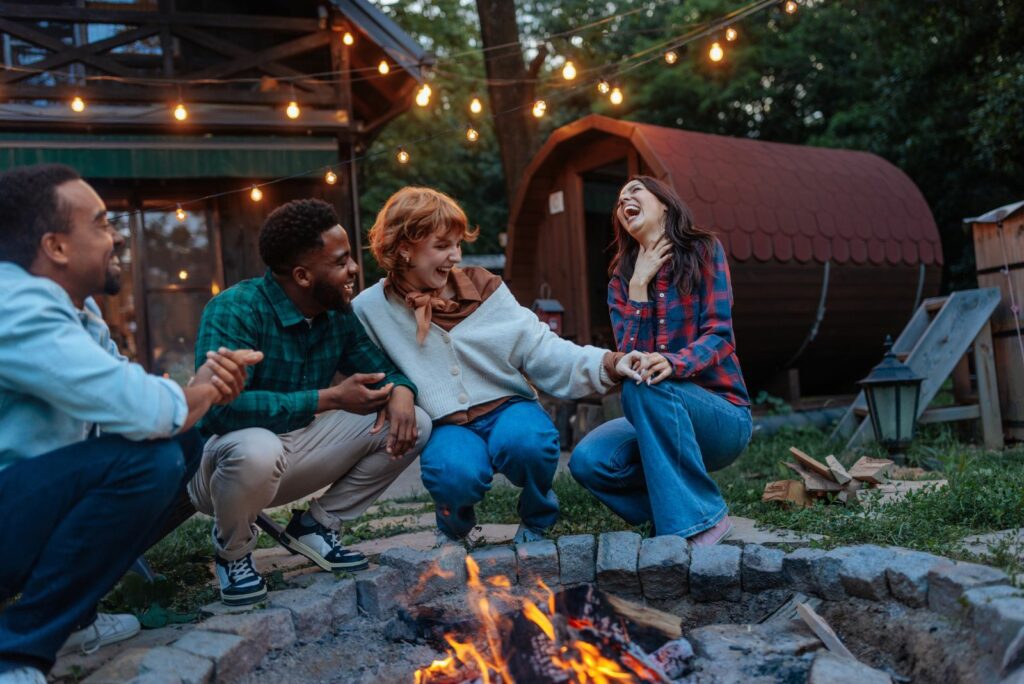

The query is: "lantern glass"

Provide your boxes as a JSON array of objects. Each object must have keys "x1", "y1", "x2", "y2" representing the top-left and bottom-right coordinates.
[
  {"x1": 858, "y1": 335, "x2": 925, "y2": 452},
  {"x1": 867, "y1": 383, "x2": 898, "y2": 445},
  {"x1": 897, "y1": 381, "x2": 920, "y2": 443}
]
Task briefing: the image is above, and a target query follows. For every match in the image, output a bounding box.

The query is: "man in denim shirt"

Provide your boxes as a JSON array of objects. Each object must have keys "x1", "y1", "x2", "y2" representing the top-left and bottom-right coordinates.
[{"x1": 0, "y1": 165, "x2": 260, "y2": 684}]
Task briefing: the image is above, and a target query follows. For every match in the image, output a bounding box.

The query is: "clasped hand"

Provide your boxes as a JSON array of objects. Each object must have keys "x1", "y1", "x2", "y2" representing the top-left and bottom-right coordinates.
[
  {"x1": 321, "y1": 374, "x2": 418, "y2": 459},
  {"x1": 617, "y1": 350, "x2": 673, "y2": 386}
]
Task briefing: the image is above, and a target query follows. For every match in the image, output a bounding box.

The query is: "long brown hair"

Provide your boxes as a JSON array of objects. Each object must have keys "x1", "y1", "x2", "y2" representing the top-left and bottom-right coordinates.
[{"x1": 608, "y1": 175, "x2": 716, "y2": 297}]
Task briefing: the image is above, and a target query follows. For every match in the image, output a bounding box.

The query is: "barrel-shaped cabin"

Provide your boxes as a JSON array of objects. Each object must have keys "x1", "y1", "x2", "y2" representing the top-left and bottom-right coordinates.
[{"x1": 505, "y1": 115, "x2": 944, "y2": 395}]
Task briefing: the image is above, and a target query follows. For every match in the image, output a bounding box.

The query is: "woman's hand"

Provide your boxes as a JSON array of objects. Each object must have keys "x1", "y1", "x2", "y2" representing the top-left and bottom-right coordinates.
[
  {"x1": 628, "y1": 236, "x2": 672, "y2": 301},
  {"x1": 615, "y1": 350, "x2": 646, "y2": 383},
  {"x1": 638, "y1": 353, "x2": 674, "y2": 385}
]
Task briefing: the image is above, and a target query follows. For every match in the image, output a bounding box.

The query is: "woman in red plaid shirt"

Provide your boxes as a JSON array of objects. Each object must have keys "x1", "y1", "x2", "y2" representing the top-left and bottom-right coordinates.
[{"x1": 569, "y1": 176, "x2": 752, "y2": 545}]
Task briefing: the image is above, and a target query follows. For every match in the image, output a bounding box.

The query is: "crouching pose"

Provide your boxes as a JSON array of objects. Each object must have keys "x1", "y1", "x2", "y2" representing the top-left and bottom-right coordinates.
[{"x1": 353, "y1": 187, "x2": 642, "y2": 547}]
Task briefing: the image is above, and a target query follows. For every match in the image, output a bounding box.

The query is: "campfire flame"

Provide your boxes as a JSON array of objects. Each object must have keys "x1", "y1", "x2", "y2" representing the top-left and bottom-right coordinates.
[{"x1": 413, "y1": 556, "x2": 664, "y2": 683}]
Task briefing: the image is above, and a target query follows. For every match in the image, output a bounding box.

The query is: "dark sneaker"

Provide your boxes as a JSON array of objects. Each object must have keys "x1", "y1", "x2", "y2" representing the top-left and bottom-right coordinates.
[
  {"x1": 214, "y1": 552, "x2": 267, "y2": 606},
  {"x1": 280, "y1": 510, "x2": 368, "y2": 572}
]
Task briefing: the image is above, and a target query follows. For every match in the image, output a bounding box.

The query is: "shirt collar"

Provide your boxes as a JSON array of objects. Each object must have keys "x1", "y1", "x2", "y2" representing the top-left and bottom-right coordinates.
[
  {"x1": 259, "y1": 270, "x2": 307, "y2": 328},
  {"x1": 448, "y1": 267, "x2": 483, "y2": 303}
]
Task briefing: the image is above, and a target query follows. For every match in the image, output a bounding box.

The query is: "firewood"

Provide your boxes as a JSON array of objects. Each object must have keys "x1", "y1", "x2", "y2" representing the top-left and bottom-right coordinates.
[
  {"x1": 603, "y1": 593, "x2": 683, "y2": 640},
  {"x1": 759, "y1": 592, "x2": 821, "y2": 625},
  {"x1": 836, "y1": 479, "x2": 862, "y2": 506},
  {"x1": 796, "y1": 602, "x2": 857, "y2": 661},
  {"x1": 848, "y1": 457, "x2": 894, "y2": 484},
  {"x1": 825, "y1": 455, "x2": 852, "y2": 485},
  {"x1": 762, "y1": 480, "x2": 812, "y2": 508},
  {"x1": 784, "y1": 461, "x2": 843, "y2": 493},
  {"x1": 789, "y1": 447, "x2": 835, "y2": 481}
]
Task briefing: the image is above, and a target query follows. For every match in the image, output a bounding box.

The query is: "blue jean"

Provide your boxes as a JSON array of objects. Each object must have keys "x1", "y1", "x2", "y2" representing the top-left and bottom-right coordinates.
[
  {"x1": 419, "y1": 399, "x2": 560, "y2": 539},
  {"x1": 0, "y1": 430, "x2": 203, "y2": 673},
  {"x1": 570, "y1": 380, "x2": 752, "y2": 537}
]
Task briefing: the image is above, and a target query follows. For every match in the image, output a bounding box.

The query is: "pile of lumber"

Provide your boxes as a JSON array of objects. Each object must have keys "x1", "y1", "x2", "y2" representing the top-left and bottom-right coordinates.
[{"x1": 762, "y1": 447, "x2": 894, "y2": 508}]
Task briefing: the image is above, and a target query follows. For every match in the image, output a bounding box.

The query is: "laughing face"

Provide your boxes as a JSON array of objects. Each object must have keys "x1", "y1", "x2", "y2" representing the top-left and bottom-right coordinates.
[
  {"x1": 55, "y1": 179, "x2": 125, "y2": 299},
  {"x1": 308, "y1": 224, "x2": 359, "y2": 311},
  {"x1": 402, "y1": 230, "x2": 462, "y2": 292},
  {"x1": 616, "y1": 179, "x2": 667, "y2": 241}
]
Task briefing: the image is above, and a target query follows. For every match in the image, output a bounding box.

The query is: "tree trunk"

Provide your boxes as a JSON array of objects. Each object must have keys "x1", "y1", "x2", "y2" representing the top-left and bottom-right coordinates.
[{"x1": 475, "y1": 0, "x2": 545, "y2": 203}]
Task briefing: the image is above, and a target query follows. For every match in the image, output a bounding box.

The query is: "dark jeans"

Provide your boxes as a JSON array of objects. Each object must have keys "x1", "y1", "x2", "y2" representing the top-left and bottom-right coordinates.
[{"x1": 0, "y1": 430, "x2": 203, "y2": 673}]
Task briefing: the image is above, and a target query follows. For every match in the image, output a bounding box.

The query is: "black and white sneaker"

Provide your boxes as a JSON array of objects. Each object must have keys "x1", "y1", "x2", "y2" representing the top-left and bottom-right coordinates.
[
  {"x1": 214, "y1": 552, "x2": 267, "y2": 606},
  {"x1": 280, "y1": 509, "x2": 368, "y2": 572}
]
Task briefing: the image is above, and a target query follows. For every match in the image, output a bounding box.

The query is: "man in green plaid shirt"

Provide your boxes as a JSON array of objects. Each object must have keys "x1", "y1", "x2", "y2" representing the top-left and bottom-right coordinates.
[{"x1": 187, "y1": 199, "x2": 431, "y2": 606}]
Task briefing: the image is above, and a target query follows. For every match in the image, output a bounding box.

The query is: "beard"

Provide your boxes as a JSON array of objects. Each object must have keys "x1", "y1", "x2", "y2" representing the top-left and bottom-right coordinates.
[
  {"x1": 102, "y1": 265, "x2": 122, "y2": 296},
  {"x1": 311, "y1": 277, "x2": 351, "y2": 313}
]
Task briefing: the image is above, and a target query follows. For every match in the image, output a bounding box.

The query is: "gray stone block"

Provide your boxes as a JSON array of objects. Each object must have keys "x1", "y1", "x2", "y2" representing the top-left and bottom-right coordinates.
[
  {"x1": 557, "y1": 535, "x2": 596, "y2": 586},
  {"x1": 380, "y1": 545, "x2": 467, "y2": 603},
  {"x1": 597, "y1": 531, "x2": 642, "y2": 597},
  {"x1": 516, "y1": 540, "x2": 560, "y2": 587},
  {"x1": 83, "y1": 647, "x2": 213, "y2": 684},
  {"x1": 199, "y1": 608, "x2": 296, "y2": 651},
  {"x1": 830, "y1": 544, "x2": 897, "y2": 600},
  {"x1": 124, "y1": 674, "x2": 183, "y2": 684},
  {"x1": 965, "y1": 588, "x2": 1024, "y2": 662},
  {"x1": 1001, "y1": 626, "x2": 1024, "y2": 676},
  {"x1": 638, "y1": 535, "x2": 689, "y2": 600},
  {"x1": 808, "y1": 651, "x2": 892, "y2": 684},
  {"x1": 928, "y1": 561, "x2": 1009, "y2": 618},
  {"x1": 470, "y1": 546, "x2": 518, "y2": 583},
  {"x1": 690, "y1": 545, "x2": 742, "y2": 602},
  {"x1": 302, "y1": 575, "x2": 358, "y2": 624},
  {"x1": 886, "y1": 550, "x2": 945, "y2": 608},
  {"x1": 741, "y1": 544, "x2": 785, "y2": 592},
  {"x1": 356, "y1": 566, "x2": 407, "y2": 618},
  {"x1": 782, "y1": 548, "x2": 844, "y2": 599},
  {"x1": 266, "y1": 588, "x2": 333, "y2": 640},
  {"x1": 172, "y1": 630, "x2": 263, "y2": 684}
]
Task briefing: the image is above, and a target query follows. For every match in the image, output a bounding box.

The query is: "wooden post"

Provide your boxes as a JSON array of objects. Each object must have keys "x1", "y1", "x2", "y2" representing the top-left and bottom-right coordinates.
[{"x1": 973, "y1": 321, "x2": 1004, "y2": 449}]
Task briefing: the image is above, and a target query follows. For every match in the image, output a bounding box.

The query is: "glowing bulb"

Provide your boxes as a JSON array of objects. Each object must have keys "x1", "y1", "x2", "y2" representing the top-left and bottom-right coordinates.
[
  {"x1": 173, "y1": 102, "x2": 188, "y2": 121},
  {"x1": 664, "y1": 50, "x2": 678, "y2": 65},
  {"x1": 415, "y1": 83, "x2": 431, "y2": 107},
  {"x1": 175, "y1": 205, "x2": 187, "y2": 222},
  {"x1": 286, "y1": 100, "x2": 300, "y2": 119},
  {"x1": 324, "y1": 169, "x2": 338, "y2": 185},
  {"x1": 178, "y1": 270, "x2": 189, "y2": 281},
  {"x1": 469, "y1": 96, "x2": 483, "y2": 115},
  {"x1": 466, "y1": 126, "x2": 479, "y2": 142},
  {"x1": 342, "y1": 31, "x2": 354, "y2": 46},
  {"x1": 709, "y1": 41, "x2": 724, "y2": 62},
  {"x1": 70, "y1": 96, "x2": 86, "y2": 113},
  {"x1": 726, "y1": 27, "x2": 738, "y2": 41},
  {"x1": 561, "y1": 61, "x2": 577, "y2": 81},
  {"x1": 396, "y1": 147, "x2": 410, "y2": 164},
  {"x1": 597, "y1": 80, "x2": 610, "y2": 94},
  {"x1": 531, "y1": 99, "x2": 547, "y2": 118},
  {"x1": 609, "y1": 87, "x2": 623, "y2": 106},
  {"x1": 378, "y1": 60, "x2": 390, "y2": 75},
  {"x1": 785, "y1": 1, "x2": 798, "y2": 14},
  {"x1": 250, "y1": 185, "x2": 263, "y2": 202},
  {"x1": 211, "y1": 283, "x2": 221, "y2": 295}
]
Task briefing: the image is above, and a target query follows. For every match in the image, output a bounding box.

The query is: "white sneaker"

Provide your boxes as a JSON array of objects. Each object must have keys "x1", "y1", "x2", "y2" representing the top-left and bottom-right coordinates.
[
  {"x1": 57, "y1": 613, "x2": 140, "y2": 657},
  {"x1": 0, "y1": 666, "x2": 46, "y2": 684}
]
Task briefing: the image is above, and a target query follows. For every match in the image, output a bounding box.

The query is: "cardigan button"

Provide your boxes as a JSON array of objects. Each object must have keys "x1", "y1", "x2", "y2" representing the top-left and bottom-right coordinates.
[
  {"x1": 450, "y1": 367, "x2": 460, "y2": 376},
  {"x1": 458, "y1": 393, "x2": 469, "y2": 404}
]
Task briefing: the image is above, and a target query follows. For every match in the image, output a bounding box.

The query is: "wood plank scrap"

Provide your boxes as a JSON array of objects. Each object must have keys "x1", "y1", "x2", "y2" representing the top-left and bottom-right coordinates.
[{"x1": 762, "y1": 447, "x2": 902, "y2": 508}]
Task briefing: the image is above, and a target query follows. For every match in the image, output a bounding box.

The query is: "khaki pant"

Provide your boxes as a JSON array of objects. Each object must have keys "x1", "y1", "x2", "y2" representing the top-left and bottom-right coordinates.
[{"x1": 187, "y1": 408, "x2": 431, "y2": 560}]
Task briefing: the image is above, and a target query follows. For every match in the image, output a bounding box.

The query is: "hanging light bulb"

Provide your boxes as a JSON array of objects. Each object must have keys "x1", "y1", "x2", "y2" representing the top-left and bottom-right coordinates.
[
  {"x1": 378, "y1": 60, "x2": 390, "y2": 75},
  {"x1": 709, "y1": 41, "x2": 724, "y2": 63},
  {"x1": 664, "y1": 50, "x2": 678, "y2": 65},
  {"x1": 415, "y1": 83, "x2": 431, "y2": 107},
  {"x1": 784, "y1": 0, "x2": 798, "y2": 14},
  {"x1": 178, "y1": 269, "x2": 189, "y2": 281},
  {"x1": 324, "y1": 169, "x2": 338, "y2": 185},
  {"x1": 173, "y1": 102, "x2": 188, "y2": 121},
  {"x1": 726, "y1": 27, "x2": 738, "y2": 41},
  {"x1": 469, "y1": 95, "x2": 483, "y2": 115},
  {"x1": 561, "y1": 60, "x2": 577, "y2": 81},
  {"x1": 286, "y1": 100, "x2": 301, "y2": 119},
  {"x1": 70, "y1": 95, "x2": 86, "y2": 113},
  {"x1": 597, "y1": 79, "x2": 610, "y2": 95},
  {"x1": 250, "y1": 185, "x2": 263, "y2": 202},
  {"x1": 175, "y1": 204, "x2": 187, "y2": 222},
  {"x1": 609, "y1": 86, "x2": 624, "y2": 106},
  {"x1": 531, "y1": 99, "x2": 547, "y2": 118},
  {"x1": 342, "y1": 31, "x2": 354, "y2": 46},
  {"x1": 465, "y1": 125, "x2": 479, "y2": 142},
  {"x1": 396, "y1": 147, "x2": 410, "y2": 164}
]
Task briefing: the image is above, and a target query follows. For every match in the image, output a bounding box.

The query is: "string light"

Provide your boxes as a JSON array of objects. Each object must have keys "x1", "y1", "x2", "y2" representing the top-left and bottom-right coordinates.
[
  {"x1": 396, "y1": 147, "x2": 410, "y2": 164},
  {"x1": 175, "y1": 204, "x2": 187, "y2": 222},
  {"x1": 664, "y1": 50, "x2": 678, "y2": 65},
  {"x1": 250, "y1": 185, "x2": 263, "y2": 202},
  {"x1": 178, "y1": 269, "x2": 189, "y2": 281},
  {"x1": 562, "y1": 61, "x2": 577, "y2": 81},
  {"x1": 173, "y1": 101, "x2": 188, "y2": 121},
  {"x1": 342, "y1": 31, "x2": 354, "y2": 46},
  {"x1": 286, "y1": 100, "x2": 300, "y2": 119},
  {"x1": 709, "y1": 41, "x2": 725, "y2": 62},
  {"x1": 378, "y1": 60, "x2": 390, "y2": 75},
  {"x1": 726, "y1": 27, "x2": 738, "y2": 41},
  {"x1": 469, "y1": 95, "x2": 483, "y2": 115},
  {"x1": 70, "y1": 95, "x2": 86, "y2": 112},
  {"x1": 609, "y1": 86, "x2": 624, "y2": 106},
  {"x1": 415, "y1": 83, "x2": 432, "y2": 107},
  {"x1": 324, "y1": 169, "x2": 338, "y2": 185},
  {"x1": 597, "y1": 80, "x2": 610, "y2": 94},
  {"x1": 784, "y1": 1, "x2": 798, "y2": 14},
  {"x1": 465, "y1": 125, "x2": 479, "y2": 142},
  {"x1": 531, "y1": 99, "x2": 547, "y2": 118}
]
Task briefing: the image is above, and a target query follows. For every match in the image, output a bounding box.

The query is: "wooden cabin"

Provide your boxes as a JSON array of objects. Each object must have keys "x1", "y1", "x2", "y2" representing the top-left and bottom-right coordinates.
[
  {"x1": 505, "y1": 115, "x2": 944, "y2": 396},
  {"x1": 0, "y1": 0, "x2": 429, "y2": 381}
]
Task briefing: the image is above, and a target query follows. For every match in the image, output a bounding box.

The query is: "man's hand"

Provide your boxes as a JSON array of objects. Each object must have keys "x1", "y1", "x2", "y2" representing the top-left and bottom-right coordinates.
[
  {"x1": 370, "y1": 385, "x2": 419, "y2": 458},
  {"x1": 192, "y1": 347, "x2": 263, "y2": 404},
  {"x1": 318, "y1": 373, "x2": 393, "y2": 414},
  {"x1": 638, "y1": 352, "x2": 674, "y2": 385},
  {"x1": 614, "y1": 350, "x2": 646, "y2": 383}
]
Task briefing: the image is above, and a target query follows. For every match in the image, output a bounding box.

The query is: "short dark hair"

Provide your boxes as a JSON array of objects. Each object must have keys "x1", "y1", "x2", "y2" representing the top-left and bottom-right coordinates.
[
  {"x1": 0, "y1": 164, "x2": 82, "y2": 268},
  {"x1": 258, "y1": 198, "x2": 340, "y2": 273}
]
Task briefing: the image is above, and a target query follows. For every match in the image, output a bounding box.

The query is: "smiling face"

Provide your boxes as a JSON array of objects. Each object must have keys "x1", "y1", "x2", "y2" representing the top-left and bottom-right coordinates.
[
  {"x1": 55, "y1": 179, "x2": 125, "y2": 300},
  {"x1": 401, "y1": 230, "x2": 462, "y2": 292},
  {"x1": 305, "y1": 224, "x2": 359, "y2": 311},
  {"x1": 616, "y1": 179, "x2": 668, "y2": 242}
]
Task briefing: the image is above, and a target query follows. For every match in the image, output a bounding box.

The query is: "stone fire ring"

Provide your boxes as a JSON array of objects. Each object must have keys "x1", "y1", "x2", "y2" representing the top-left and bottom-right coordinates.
[{"x1": 84, "y1": 533, "x2": 1024, "y2": 683}]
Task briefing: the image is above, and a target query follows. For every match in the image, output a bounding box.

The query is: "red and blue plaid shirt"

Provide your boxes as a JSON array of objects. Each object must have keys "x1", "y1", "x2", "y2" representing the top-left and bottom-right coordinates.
[{"x1": 608, "y1": 237, "x2": 750, "y2": 407}]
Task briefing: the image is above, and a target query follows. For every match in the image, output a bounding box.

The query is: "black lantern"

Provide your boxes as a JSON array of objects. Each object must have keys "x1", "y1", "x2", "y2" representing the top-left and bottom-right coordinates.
[{"x1": 858, "y1": 335, "x2": 925, "y2": 453}]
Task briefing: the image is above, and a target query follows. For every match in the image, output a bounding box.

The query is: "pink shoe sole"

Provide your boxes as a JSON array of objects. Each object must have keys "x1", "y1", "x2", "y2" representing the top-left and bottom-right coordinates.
[{"x1": 688, "y1": 516, "x2": 734, "y2": 547}]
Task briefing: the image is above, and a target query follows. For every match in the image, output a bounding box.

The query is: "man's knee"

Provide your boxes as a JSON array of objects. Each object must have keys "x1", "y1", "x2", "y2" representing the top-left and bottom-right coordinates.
[
  {"x1": 411, "y1": 407, "x2": 433, "y2": 454},
  {"x1": 210, "y1": 429, "x2": 286, "y2": 483}
]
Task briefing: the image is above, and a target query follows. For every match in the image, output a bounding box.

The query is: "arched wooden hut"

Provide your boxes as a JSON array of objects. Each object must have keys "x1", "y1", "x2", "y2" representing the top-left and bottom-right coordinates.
[{"x1": 505, "y1": 115, "x2": 944, "y2": 395}]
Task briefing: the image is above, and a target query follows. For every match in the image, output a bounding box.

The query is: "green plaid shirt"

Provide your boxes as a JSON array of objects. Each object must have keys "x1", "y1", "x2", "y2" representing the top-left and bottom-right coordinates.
[{"x1": 195, "y1": 271, "x2": 415, "y2": 436}]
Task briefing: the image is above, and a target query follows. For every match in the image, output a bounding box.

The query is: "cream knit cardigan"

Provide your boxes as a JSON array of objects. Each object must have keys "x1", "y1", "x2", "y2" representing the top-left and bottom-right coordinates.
[{"x1": 352, "y1": 281, "x2": 613, "y2": 421}]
